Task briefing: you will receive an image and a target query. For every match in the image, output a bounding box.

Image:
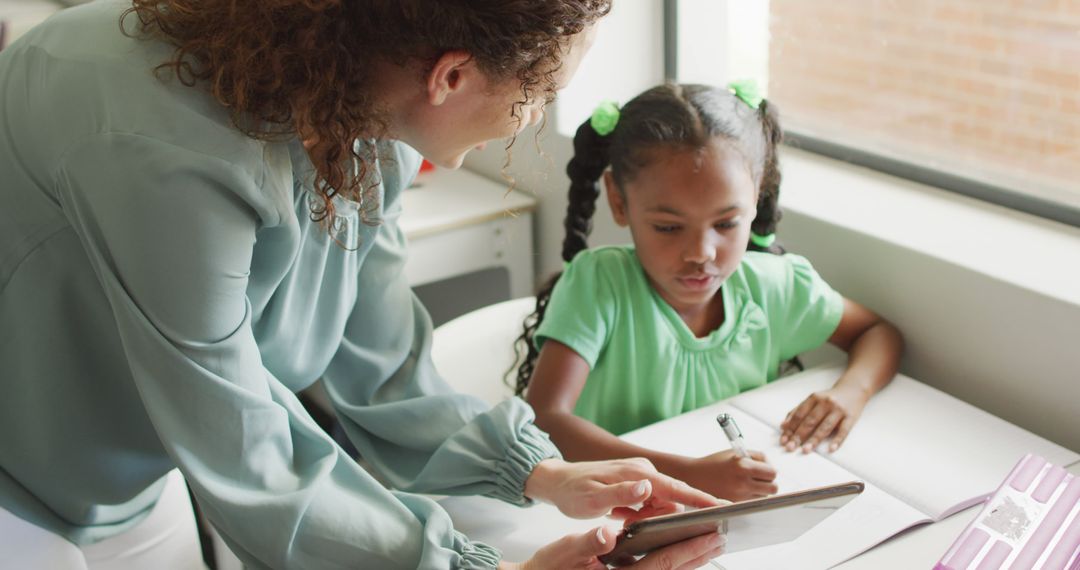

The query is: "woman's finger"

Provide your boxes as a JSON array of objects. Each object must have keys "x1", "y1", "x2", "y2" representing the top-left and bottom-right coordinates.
[
  {"x1": 575, "y1": 526, "x2": 619, "y2": 569},
  {"x1": 674, "y1": 544, "x2": 727, "y2": 570},
  {"x1": 587, "y1": 479, "x2": 652, "y2": 515},
  {"x1": 528, "y1": 526, "x2": 617, "y2": 570},
  {"x1": 643, "y1": 471, "x2": 722, "y2": 509},
  {"x1": 588, "y1": 526, "x2": 619, "y2": 557},
  {"x1": 610, "y1": 457, "x2": 658, "y2": 482},
  {"x1": 633, "y1": 532, "x2": 725, "y2": 570},
  {"x1": 621, "y1": 500, "x2": 682, "y2": 520},
  {"x1": 607, "y1": 506, "x2": 639, "y2": 520}
]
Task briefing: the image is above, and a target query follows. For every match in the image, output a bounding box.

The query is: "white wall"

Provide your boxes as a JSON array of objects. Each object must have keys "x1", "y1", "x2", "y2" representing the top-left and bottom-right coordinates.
[
  {"x1": 777, "y1": 149, "x2": 1080, "y2": 452},
  {"x1": 464, "y1": 0, "x2": 665, "y2": 276},
  {"x1": 554, "y1": 0, "x2": 665, "y2": 136},
  {"x1": 677, "y1": 0, "x2": 770, "y2": 89}
]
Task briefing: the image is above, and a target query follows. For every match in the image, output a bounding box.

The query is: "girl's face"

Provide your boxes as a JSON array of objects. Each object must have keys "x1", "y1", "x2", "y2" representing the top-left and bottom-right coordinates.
[
  {"x1": 606, "y1": 140, "x2": 758, "y2": 317},
  {"x1": 402, "y1": 26, "x2": 596, "y2": 169}
]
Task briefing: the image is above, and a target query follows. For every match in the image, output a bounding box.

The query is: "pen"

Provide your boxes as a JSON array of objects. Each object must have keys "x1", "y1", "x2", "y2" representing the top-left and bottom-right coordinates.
[{"x1": 716, "y1": 413, "x2": 750, "y2": 458}]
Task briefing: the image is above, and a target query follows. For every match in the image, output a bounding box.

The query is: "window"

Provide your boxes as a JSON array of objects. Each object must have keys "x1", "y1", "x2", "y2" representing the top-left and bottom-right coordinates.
[{"x1": 676, "y1": 0, "x2": 1080, "y2": 227}]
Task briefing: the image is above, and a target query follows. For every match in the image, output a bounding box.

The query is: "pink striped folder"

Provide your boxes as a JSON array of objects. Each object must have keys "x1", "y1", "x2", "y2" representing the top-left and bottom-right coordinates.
[{"x1": 935, "y1": 454, "x2": 1080, "y2": 570}]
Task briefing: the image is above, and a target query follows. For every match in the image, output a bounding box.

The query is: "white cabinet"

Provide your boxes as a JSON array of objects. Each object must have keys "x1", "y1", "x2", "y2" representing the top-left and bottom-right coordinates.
[{"x1": 401, "y1": 168, "x2": 537, "y2": 300}]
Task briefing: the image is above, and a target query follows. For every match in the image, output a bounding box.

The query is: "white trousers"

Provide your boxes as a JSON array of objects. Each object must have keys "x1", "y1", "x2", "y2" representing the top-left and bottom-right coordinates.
[{"x1": 0, "y1": 470, "x2": 205, "y2": 570}]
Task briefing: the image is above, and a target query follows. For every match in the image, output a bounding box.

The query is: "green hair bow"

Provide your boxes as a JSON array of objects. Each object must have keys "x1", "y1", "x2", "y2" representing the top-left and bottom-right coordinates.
[
  {"x1": 750, "y1": 232, "x2": 776, "y2": 248},
  {"x1": 727, "y1": 79, "x2": 763, "y2": 110},
  {"x1": 590, "y1": 100, "x2": 620, "y2": 136}
]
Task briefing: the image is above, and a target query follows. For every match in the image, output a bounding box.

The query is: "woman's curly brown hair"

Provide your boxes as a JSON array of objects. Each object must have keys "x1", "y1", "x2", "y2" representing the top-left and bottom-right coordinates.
[{"x1": 122, "y1": 0, "x2": 611, "y2": 227}]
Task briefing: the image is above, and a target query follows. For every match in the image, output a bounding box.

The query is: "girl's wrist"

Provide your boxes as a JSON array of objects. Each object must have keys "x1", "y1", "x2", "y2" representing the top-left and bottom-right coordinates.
[
  {"x1": 833, "y1": 375, "x2": 874, "y2": 402},
  {"x1": 653, "y1": 454, "x2": 693, "y2": 481}
]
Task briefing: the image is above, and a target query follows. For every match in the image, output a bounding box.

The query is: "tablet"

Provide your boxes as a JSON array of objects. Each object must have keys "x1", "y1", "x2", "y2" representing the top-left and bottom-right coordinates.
[{"x1": 598, "y1": 480, "x2": 865, "y2": 565}]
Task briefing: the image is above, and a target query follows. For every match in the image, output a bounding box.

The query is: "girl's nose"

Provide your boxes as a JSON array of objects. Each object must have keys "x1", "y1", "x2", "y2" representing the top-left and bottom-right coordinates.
[{"x1": 683, "y1": 232, "x2": 715, "y2": 264}]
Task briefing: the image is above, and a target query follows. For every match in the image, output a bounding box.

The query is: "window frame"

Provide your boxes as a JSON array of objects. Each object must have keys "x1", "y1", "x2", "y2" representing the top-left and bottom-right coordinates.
[{"x1": 664, "y1": 0, "x2": 1080, "y2": 229}]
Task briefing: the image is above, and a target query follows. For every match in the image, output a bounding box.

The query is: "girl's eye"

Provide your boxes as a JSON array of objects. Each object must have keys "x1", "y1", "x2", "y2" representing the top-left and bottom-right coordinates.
[
  {"x1": 715, "y1": 218, "x2": 741, "y2": 231},
  {"x1": 653, "y1": 225, "x2": 680, "y2": 234}
]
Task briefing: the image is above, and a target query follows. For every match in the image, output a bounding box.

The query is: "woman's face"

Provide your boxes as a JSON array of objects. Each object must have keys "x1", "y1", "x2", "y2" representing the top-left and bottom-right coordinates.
[
  {"x1": 606, "y1": 140, "x2": 758, "y2": 318},
  {"x1": 402, "y1": 26, "x2": 596, "y2": 168}
]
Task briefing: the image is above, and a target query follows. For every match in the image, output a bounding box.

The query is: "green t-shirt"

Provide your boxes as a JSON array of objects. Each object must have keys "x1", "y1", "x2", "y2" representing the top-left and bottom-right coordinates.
[{"x1": 536, "y1": 246, "x2": 844, "y2": 435}]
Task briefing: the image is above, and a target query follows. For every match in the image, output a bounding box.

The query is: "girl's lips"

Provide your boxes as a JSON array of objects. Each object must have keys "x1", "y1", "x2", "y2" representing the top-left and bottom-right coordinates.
[{"x1": 678, "y1": 275, "x2": 716, "y2": 290}]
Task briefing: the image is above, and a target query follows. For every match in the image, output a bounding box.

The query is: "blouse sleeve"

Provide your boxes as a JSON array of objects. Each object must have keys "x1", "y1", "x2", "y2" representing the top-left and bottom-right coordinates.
[
  {"x1": 52, "y1": 133, "x2": 528, "y2": 569},
  {"x1": 320, "y1": 144, "x2": 561, "y2": 507}
]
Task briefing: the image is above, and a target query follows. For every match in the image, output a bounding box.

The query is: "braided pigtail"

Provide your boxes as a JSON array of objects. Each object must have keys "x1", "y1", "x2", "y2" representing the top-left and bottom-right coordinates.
[
  {"x1": 509, "y1": 119, "x2": 612, "y2": 395},
  {"x1": 753, "y1": 99, "x2": 802, "y2": 374},
  {"x1": 748, "y1": 99, "x2": 787, "y2": 255}
]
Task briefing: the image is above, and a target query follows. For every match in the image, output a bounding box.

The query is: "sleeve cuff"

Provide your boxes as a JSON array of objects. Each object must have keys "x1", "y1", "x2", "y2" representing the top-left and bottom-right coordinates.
[
  {"x1": 453, "y1": 532, "x2": 503, "y2": 570},
  {"x1": 487, "y1": 402, "x2": 562, "y2": 506}
]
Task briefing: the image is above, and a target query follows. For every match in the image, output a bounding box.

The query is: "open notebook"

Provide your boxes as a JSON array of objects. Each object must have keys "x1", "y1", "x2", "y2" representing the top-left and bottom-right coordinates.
[
  {"x1": 439, "y1": 366, "x2": 1078, "y2": 568},
  {"x1": 620, "y1": 366, "x2": 1080, "y2": 569}
]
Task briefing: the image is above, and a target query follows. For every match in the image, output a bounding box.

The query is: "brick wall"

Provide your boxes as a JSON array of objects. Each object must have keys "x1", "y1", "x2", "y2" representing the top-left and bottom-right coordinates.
[{"x1": 768, "y1": 0, "x2": 1080, "y2": 206}]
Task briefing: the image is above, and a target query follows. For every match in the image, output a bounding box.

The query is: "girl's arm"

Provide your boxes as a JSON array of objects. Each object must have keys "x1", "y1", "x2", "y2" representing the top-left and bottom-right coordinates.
[
  {"x1": 527, "y1": 340, "x2": 778, "y2": 501},
  {"x1": 779, "y1": 297, "x2": 904, "y2": 453}
]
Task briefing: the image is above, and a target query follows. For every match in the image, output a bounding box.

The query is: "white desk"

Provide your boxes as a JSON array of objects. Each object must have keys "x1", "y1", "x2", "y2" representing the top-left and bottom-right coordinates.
[
  {"x1": 442, "y1": 465, "x2": 1080, "y2": 570},
  {"x1": 432, "y1": 364, "x2": 1080, "y2": 570},
  {"x1": 401, "y1": 168, "x2": 538, "y2": 299}
]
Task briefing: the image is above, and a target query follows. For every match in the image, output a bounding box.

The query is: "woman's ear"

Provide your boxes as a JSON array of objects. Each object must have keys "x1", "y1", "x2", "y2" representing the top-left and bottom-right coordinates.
[
  {"x1": 603, "y1": 171, "x2": 629, "y2": 227},
  {"x1": 425, "y1": 50, "x2": 475, "y2": 105}
]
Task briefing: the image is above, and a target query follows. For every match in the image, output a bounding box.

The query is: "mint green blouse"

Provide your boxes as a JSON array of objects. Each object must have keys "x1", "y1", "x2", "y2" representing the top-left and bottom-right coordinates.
[
  {"x1": 0, "y1": 2, "x2": 558, "y2": 568},
  {"x1": 536, "y1": 246, "x2": 844, "y2": 436}
]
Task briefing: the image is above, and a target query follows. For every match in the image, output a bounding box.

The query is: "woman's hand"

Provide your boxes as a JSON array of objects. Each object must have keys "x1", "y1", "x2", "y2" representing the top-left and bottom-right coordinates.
[
  {"x1": 498, "y1": 525, "x2": 726, "y2": 570},
  {"x1": 671, "y1": 450, "x2": 778, "y2": 502},
  {"x1": 779, "y1": 384, "x2": 870, "y2": 453},
  {"x1": 524, "y1": 458, "x2": 721, "y2": 521}
]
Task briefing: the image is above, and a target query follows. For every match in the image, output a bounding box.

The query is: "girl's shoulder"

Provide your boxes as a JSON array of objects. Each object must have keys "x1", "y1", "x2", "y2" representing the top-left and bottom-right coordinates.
[
  {"x1": 567, "y1": 245, "x2": 639, "y2": 273},
  {"x1": 734, "y1": 251, "x2": 829, "y2": 299},
  {"x1": 561, "y1": 245, "x2": 646, "y2": 294},
  {"x1": 738, "y1": 250, "x2": 812, "y2": 273}
]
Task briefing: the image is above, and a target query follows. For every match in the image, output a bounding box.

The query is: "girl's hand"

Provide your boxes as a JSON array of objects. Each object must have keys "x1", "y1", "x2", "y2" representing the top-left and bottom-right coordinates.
[
  {"x1": 779, "y1": 384, "x2": 870, "y2": 453},
  {"x1": 524, "y1": 458, "x2": 721, "y2": 521},
  {"x1": 498, "y1": 525, "x2": 726, "y2": 570},
  {"x1": 673, "y1": 450, "x2": 778, "y2": 502}
]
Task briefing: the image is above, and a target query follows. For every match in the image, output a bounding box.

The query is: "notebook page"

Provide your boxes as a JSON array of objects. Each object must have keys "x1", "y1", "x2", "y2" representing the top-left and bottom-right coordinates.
[
  {"x1": 620, "y1": 402, "x2": 936, "y2": 569},
  {"x1": 716, "y1": 484, "x2": 928, "y2": 570},
  {"x1": 729, "y1": 366, "x2": 1080, "y2": 519},
  {"x1": 621, "y1": 402, "x2": 859, "y2": 496}
]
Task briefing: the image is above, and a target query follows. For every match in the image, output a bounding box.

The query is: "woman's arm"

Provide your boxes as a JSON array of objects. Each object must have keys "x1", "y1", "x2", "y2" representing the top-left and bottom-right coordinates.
[
  {"x1": 779, "y1": 297, "x2": 904, "y2": 452},
  {"x1": 527, "y1": 341, "x2": 778, "y2": 501},
  {"x1": 319, "y1": 142, "x2": 564, "y2": 508},
  {"x1": 53, "y1": 134, "x2": 514, "y2": 569}
]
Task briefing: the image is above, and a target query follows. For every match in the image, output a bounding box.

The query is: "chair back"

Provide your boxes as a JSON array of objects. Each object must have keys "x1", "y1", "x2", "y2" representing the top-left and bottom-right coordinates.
[{"x1": 430, "y1": 297, "x2": 536, "y2": 407}]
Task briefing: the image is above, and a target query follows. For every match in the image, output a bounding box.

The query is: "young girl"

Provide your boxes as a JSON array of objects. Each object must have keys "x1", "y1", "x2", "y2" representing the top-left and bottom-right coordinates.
[{"x1": 515, "y1": 82, "x2": 904, "y2": 502}]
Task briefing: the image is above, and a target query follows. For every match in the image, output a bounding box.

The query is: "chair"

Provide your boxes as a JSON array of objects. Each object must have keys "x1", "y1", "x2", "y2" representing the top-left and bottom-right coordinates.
[{"x1": 431, "y1": 296, "x2": 536, "y2": 406}]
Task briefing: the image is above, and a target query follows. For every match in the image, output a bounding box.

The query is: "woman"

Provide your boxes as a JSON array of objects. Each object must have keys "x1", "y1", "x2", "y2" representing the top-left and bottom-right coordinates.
[{"x1": 0, "y1": 0, "x2": 726, "y2": 568}]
